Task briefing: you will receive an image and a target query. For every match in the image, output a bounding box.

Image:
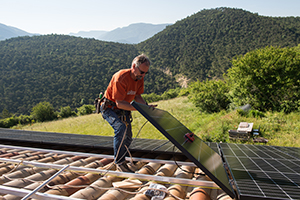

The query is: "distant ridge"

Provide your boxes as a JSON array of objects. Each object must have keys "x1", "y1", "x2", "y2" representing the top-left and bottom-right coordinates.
[
  {"x1": 69, "y1": 23, "x2": 171, "y2": 44},
  {"x1": 98, "y1": 23, "x2": 171, "y2": 44},
  {"x1": 1, "y1": 22, "x2": 169, "y2": 44},
  {"x1": 69, "y1": 30, "x2": 107, "y2": 39},
  {"x1": 0, "y1": 23, "x2": 36, "y2": 40}
]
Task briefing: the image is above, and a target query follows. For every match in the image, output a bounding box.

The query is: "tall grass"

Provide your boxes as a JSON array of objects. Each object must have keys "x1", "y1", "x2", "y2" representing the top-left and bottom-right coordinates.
[{"x1": 18, "y1": 97, "x2": 300, "y2": 147}]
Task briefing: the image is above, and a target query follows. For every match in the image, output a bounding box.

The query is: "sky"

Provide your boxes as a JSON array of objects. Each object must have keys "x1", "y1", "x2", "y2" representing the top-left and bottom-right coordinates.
[{"x1": 1, "y1": 0, "x2": 300, "y2": 35}]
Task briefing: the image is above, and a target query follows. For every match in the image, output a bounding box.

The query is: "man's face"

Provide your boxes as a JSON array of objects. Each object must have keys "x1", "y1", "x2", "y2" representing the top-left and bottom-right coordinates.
[{"x1": 133, "y1": 62, "x2": 149, "y2": 80}]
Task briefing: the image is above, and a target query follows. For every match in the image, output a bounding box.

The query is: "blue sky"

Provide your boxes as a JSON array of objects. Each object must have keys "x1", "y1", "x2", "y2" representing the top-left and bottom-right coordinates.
[{"x1": 1, "y1": 0, "x2": 299, "y2": 34}]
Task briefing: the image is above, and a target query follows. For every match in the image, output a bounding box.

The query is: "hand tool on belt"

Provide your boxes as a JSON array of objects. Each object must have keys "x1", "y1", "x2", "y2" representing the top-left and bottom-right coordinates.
[{"x1": 101, "y1": 97, "x2": 133, "y2": 123}]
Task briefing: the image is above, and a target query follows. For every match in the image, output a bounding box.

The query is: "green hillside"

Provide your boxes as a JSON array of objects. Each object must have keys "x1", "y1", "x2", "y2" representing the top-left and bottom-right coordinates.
[
  {"x1": 1, "y1": 7, "x2": 300, "y2": 115},
  {"x1": 139, "y1": 7, "x2": 300, "y2": 80},
  {"x1": 0, "y1": 35, "x2": 177, "y2": 115}
]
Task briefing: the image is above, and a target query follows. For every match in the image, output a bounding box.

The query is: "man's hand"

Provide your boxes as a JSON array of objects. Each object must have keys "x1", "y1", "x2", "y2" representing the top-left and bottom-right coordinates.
[
  {"x1": 147, "y1": 104, "x2": 157, "y2": 110},
  {"x1": 134, "y1": 94, "x2": 158, "y2": 110}
]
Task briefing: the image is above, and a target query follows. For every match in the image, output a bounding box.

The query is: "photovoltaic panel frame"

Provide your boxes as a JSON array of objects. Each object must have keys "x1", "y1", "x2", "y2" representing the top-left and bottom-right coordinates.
[
  {"x1": 220, "y1": 143, "x2": 300, "y2": 200},
  {"x1": 131, "y1": 102, "x2": 236, "y2": 198}
]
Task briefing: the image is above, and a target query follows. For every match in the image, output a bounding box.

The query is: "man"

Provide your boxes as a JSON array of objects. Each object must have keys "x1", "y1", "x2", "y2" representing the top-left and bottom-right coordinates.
[{"x1": 100, "y1": 54, "x2": 157, "y2": 172}]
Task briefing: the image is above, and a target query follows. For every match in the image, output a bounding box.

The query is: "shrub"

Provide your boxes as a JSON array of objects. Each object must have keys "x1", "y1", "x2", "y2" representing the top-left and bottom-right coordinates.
[
  {"x1": 18, "y1": 115, "x2": 33, "y2": 125},
  {"x1": 77, "y1": 105, "x2": 94, "y2": 116},
  {"x1": 178, "y1": 88, "x2": 190, "y2": 96},
  {"x1": 237, "y1": 108, "x2": 265, "y2": 118},
  {"x1": 236, "y1": 108, "x2": 247, "y2": 117},
  {"x1": 58, "y1": 106, "x2": 77, "y2": 118},
  {"x1": 142, "y1": 93, "x2": 162, "y2": 103},
  {"x1": 31, "y1": 102, "x2": 57, "y2": 122},
  {"x1": 227, "y1": 45, "x2": 300, "y2": 113},
  {"x1": 0, "y1": 116, "x2": 18, "y2": 128},
  {"x1": 161, "y1": 88, "x2": 181, "y2": 100},
  {"x1": 142, "y1": 88, "x2": 183, "y2": 103},
  {"x1": 0, "y1": 114, "x2": 33, "y2": 128},
  {"x1": 248, "y1": 110, "x2": 265, "y2": 118},
  {"x1": 188, "y1": 79, "x2": 230, "y2": 113}
]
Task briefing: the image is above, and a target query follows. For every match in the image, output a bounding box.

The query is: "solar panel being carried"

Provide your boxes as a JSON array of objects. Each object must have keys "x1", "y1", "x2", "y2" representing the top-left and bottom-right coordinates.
[
  {"x1": 131, "y1": 102, "x2": 236, "y2": 199},
  {"x1": 132, "y1": 102, "x2": 300, "y2": 200}
]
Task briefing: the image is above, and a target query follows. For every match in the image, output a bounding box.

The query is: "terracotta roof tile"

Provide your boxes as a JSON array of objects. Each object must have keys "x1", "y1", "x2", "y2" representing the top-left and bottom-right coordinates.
[
  {"x1": 0, "y1": 129, "x2": 232, "y2": 200},
  {"x1": 0, "y1": 144, "x2": 232, "y2": 200}
]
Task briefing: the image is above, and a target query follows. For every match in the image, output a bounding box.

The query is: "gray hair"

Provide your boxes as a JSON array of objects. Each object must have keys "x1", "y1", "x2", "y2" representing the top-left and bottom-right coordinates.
[{"x1": 133, "y1": 54, "x2": 150, "y2": 67}]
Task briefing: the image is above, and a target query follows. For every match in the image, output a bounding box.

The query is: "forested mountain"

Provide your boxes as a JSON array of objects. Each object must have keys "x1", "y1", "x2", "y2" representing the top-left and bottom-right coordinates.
[
  {"x1": 0, "y1": 35, "x2": 177, "y2": 115},
  {"x1": 138, "y1": 8, "x2": 300, "y2": 81},
  {"x1": 1, "y1": 7, "x2": 300, "y2": 115}
]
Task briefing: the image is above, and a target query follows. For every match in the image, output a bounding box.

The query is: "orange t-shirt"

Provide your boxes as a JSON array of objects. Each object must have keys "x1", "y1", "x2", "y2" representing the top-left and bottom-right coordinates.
[{"x1": 104, "y1": 69, "x2": 144, "y2": 104}]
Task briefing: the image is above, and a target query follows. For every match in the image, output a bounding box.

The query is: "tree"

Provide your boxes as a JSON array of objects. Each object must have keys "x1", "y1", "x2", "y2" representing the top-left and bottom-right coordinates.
[
  {"x1": 1, "y1": 109, "x2": 12, "y2": 119},
  {"x1": 226, "y1": 45, "x2": 300, "y2": 113},
  {"x1": 31, "y1": 102, "x2": 57, "y2": 122},
  {"x1": 58, "y1": 106, "x2": 77, "y2": 118},
  {"x1": 188, "y1": 79, "x2": 230, "y2": 113},
  {"x1": 77, "y1": 105, "x2": 94, "y2": 116}
]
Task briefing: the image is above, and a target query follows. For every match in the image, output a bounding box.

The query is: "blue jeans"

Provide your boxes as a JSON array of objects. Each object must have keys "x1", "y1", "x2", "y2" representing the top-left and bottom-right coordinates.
[{"x1": 100, "y1": 106, "x2": 132, "y2": 164}]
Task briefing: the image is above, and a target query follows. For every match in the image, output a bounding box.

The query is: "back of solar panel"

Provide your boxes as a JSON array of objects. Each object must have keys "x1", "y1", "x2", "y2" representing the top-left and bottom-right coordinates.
[{"x1": 131, "y1": 102, "x2": 236, "y2": 199}]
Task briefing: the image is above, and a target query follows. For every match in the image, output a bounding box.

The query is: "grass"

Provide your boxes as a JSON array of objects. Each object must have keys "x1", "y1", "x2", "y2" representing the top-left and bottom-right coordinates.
[{"x1": 18, "y1": 96, "x2": 300, "y2": 147}]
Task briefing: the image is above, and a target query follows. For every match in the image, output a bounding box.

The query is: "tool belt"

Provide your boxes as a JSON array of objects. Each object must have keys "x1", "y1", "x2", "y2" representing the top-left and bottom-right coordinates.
[
  {"x1": 94, "y1": 96, "x2": 105, "y2": 114},
  {"x1": 94, "y1": 96, "x2": 117, "y2": 113},
  {"x1": 101, "y1": 97, "x2": 133, "y2": 123},
  {"x1": 101, "y1": 97, "x2": 117, "y2": 110}
]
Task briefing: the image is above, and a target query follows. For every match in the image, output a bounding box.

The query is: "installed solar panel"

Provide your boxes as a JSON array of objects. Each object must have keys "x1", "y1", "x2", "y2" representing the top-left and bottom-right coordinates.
[
  {"x1": 0, "y1": 128, "x2": 185, "y2": 155},
  {"x1": 220, "y1": 143, "x2": 300, "y2": 200},
  {"x1": 131, "y1": 102, "x2": 235, "y2": 198},
  {"x1": 273, "y1": 146, "x2": 300, "y2": 160}
]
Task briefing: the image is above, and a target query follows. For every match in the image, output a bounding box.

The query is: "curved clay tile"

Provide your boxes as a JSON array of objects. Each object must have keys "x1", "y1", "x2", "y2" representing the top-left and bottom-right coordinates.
[
  {"x1": 189, "y1": 188, "x2": 211, "y2": 200},
  {"x1": 130, "y1": 161, "x2": 178, "y2": 200},
  {"x1": 44, "y1": 157, "x2": 114, "y2": 196},
  {"x1": 0, "y1": 151, "x2": 19, "y2": 159},
  {"x1": 1, "y1": 154, "x2": 84, "y2": 199},
  {"x1": 70, "y1": 162, "x2": 118, "y2": 199},
  {"x1": 164, "y1": 164, "x2": 195, "y2": 200},
  {"x1": 0, "y1": 144, "x2": 231, "y2": 200},
  {"x1": 98, "y1": 161, "x2": 148, "y2": 200},
  {"x1": 0, "y1": 152, "x2": 52, "y2": 176}
]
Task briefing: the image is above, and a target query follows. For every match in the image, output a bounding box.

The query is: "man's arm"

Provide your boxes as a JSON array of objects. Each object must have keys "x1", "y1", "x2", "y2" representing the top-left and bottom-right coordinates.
[
  {"x1": 115, "y1": 95, "x2": 146, "y2": 111},
  {"x1": 134, "y1": 94, "x2": 157, "y2": 109},
  {"x1": 115, "y1": 94, "x2": 157, "y2": 111},
  {"x1": 115, "y1": 100, "x2": 136, "y2": 111},
  {"x1": 134, "y1": 94, "x2": 147, "y2": 105}
]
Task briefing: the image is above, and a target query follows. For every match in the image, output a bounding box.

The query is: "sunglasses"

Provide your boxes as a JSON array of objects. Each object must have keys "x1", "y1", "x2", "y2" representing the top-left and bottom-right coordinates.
[{"x1": 137, "y1": 66, "x2": 148, "y2": 74}]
